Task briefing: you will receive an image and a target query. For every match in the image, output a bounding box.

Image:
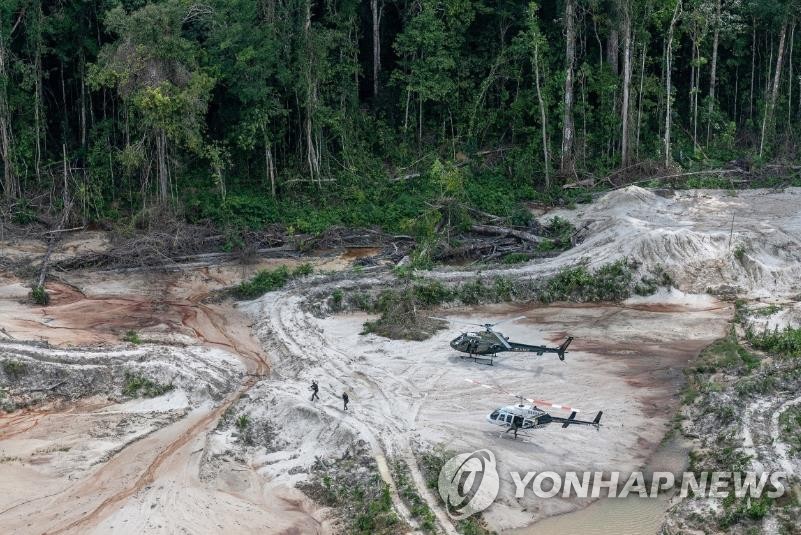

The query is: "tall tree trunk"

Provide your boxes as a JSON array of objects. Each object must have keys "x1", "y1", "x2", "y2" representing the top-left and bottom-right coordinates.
[
  {"x1": 620, "y1": 4, "x2": 633, "y2": 166},
  {"x1": 635, "y1": 42, "x2": 646, "y2": 159},
  {"x1": 418, "y1": 93, "x2": 423, "y2": 144},
  {"x1": 0, "y1": 12, "x2": 17, "y2": 199},
  {"x1": 303, "y1": 0, "x2": 320, "y2": 185},
  {"x1": 403, "y1": 88, "x2": 411, "y2": 131},
  {"x1": 156, "y1": 130, "x2": 169, "y2": 202},
  {"x1": 561, "y1": 0, "x2": 576, "y2": 174},
  {"x1": 663, "y1": 1, "x2": 682, "y2": 167},
  {"x1": 787, "y1": 23, "x2": 794, "y2": 127},
  {"x1": 371, "y1": 0, "x2": 381, "y2": 98},
  {"x1": 706, "y1": 0, "x2": 721, "y2": 147},
  {"x1": 749, "y1": 16, "x2": 756, "y2": 122},
  {"x1": 34, "y1": 45, "x2": 43, "y2": 182},
  {"x1": 607, "y1": 29, "x2": 619, "y2": 75},
  {"x1": 760, "y1": 20, "x2": 788, "y2": 156},
  {"x1": 81, "y1": 57, "x2": 87, "y2": 148},
  {"x1": 533, "y1": 40, "x2": 550, "y2": 187},
  {"x1": 263, "y1": 125, "x2": 276, "y2": 197},
  {"x1": 690, "y1": 41, "x2": 699, "y2": 149}
]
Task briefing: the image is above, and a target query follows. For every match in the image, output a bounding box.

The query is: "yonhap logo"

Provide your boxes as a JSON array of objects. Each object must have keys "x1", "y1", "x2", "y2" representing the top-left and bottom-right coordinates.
[{"x1": 438, "y1": 449, "x2": 500, "y2": 519}]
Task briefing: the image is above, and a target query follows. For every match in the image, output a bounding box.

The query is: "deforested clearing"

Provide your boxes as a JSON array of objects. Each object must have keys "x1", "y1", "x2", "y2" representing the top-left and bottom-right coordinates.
[{"x1": 1, "y1": 187, "x2": 800, "y2": 534}]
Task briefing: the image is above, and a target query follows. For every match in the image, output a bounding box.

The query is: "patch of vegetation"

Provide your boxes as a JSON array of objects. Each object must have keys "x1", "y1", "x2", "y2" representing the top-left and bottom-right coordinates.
[
  {"x1": 733, "y1": 244, "x2": 747, "y2": 263},
  {"x1": 688, "y1": 431, "x2": 752, "y2": 476},
  {"x1": 719, "y1": 493, "x2": 774, "y2": 528},
  {"x1": 235, "y1": 414, "x2": 250, "y2": 433},
  {"x1": 737, "y1": 374, "x2": 780, "y2": 397},
  {"x1": 753, "y1": 304, "x2": 782, "y2": 317},
  {"x1": 540, "y1": 259, "x2": 633, "y2": 302},
  {"x1": 633, "y1": 264, "x2": 673, "y2": 296},
  {"x1": 2, "y1": 360, "x2": 28, "y2": 379},
  {"x1": 354, "y1": 260, "x2": 634, "y2": 341},
  {"x1": 299, "y1": 449, "x2": 403, "y2": 535},
  {"x1": 30, "y1": 285, "x2": 49, "y2": 305},
  {"x1": 690, "y1": 329, "x2": 760, "y2": 375},
  {"x1": 122, "y1": 372, "x2": 174, "y2": 398},
  {"x1": 417, "y1": 446, "x2": 494, "y2": 535},
  {"x1": 234, "y1": 263, "x2": 314, "y2": 299},
  {"x1": 12, "y1": 200, "x2": 37, "y2": 225},
  {"x1": 362, "y1": 283, "x2": 449, "y2": 341},
  {"x1": 779, "y1": 406, "x2": 801, "y2": 456},
  {"x1": 745, "y1": 325, "x2": 801, "y2": 358},
  {"x1": 329, "y1": 289, "x2": 344, "y2": 311},
  {"x1": 392, "y1": 460, "x2": 437, "y2": 533},
  {"x1": 541, "y1": 216, "x2": 575, "y2": 248},
  {"x1": 122, "y1": 330, "x2": 142, "y2": 344},
  {"x1": 502, "y1": 252, "x2": 530, "y2": 264}
]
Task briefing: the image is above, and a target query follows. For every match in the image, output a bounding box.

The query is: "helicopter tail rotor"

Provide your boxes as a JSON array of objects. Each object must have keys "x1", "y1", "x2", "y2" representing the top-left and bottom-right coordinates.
[
  {"x1": 557, "y1": 336, "x2": 574, "y2": 361},
  {"x1": 593, "y1": 411, "x2": 603, "y2": 427},
  {"x1": 561, "y1": 411, "x2": 577, "y2": 428}
]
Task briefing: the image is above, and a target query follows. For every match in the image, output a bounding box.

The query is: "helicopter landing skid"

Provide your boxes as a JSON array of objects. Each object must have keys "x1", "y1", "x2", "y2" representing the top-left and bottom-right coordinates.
[{"x1": 460, "y1": 354, "x2": 495, "y2": 366}]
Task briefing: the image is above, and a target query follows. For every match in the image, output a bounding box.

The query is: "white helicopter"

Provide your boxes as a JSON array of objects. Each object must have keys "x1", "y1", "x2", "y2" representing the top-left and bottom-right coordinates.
[{"x1": 465, "y1": 379, "x2": 602, "y2": 438}]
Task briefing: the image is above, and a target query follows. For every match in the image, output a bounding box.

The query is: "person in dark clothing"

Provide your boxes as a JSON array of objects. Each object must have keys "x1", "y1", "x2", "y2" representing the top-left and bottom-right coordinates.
[
  {"x1": 342, "y1": 392, "x2": 349, "y2": 411},
  {"x1": 310, "y1": 380, "x2": 319, "y2": 402},
  {"x1": 506, "y1": 415, "x2": 523, "y2": 439}
]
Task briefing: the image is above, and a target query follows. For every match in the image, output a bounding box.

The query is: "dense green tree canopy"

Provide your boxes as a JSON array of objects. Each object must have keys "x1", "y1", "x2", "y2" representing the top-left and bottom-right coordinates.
[{"x1": 0, "y1": 0, "x2": 799, "y2": 229}]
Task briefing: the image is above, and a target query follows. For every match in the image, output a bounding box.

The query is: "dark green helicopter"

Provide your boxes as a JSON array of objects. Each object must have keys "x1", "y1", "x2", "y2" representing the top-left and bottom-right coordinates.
[{"x1": 430, "y1": 316, "x2": 573, "y2": 365}]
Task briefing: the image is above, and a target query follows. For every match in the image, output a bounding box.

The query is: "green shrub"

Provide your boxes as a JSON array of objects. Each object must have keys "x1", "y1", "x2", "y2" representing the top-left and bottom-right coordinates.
[
  {"x1": 542, "y1": 216, "x2": 575, "y2": 247},
  {"x1": 412, "y1": 281, "x2": 452, "y2": 307},
  {"x1": 292, "y1": 262, "x2": 314, "y2": 277},
  {"x1": 733, "y1": 244, "x2": 747, "y2": 262},
  {"x1": 235, "y1": 414, "x2": 250, "y2": 432},
  {"x1": 543, "y1": 259, "x2": 632, "y2": 302},
  {"x1": 457, "y1": 279, "x2": 487, "y2": 305},
  {"x1": 235, "y1": 264, "x2": 314, "y2": 299},
  {"x1": 235, "y1": 266, "x2": 291, "y2": 298},
  {"x1": 30, "y1": 285, "x2": 49, "y2": 305},
  {"x1": 779, "y1": 406, "x2": 801, "y2": 456},
  {"x1": 330, "y1": 289, "x2": 344, "y2": 311},
  {"x1": 691, "y1": 330, "x2": 759, "y2": 374},
  {"x1": 2, "y1": 360, "x2": 27, "y2": 379},
  {"x1": 122, "y1": 372, "x2": 174, "y2": 398},
  {"x1": 502, "y1": 252, "x2": 530, "y2": 264},
  {"x1": 122, "y1": 330, "x2": 142, "y2": 344},
  {"x1": 746, "y1": 325, "x2": 801, "y2": 357}
]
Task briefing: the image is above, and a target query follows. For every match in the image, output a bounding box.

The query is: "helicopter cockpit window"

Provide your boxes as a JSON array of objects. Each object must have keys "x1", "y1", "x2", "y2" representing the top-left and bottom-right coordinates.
[
  {"x1": 505, "y1": 414, "x2": 513, "y2": 423},
  {"x1": 490, "y1": 410, "x2": 499, "y2": 420}
]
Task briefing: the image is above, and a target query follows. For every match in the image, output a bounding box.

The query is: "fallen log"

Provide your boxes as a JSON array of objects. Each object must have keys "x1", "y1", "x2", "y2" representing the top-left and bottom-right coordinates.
[{"x1": 469, "y1": 224, "x2": 544, "y2": 244}]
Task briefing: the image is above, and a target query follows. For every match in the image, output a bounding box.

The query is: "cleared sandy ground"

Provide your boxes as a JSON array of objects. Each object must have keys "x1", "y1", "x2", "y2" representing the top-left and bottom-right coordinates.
[
  {"x1": 1, "y1": 186, "x2": 800, "y2": 533},
  {"x1": 244, "y1": 292, "x2": 729, "y2": 531}
]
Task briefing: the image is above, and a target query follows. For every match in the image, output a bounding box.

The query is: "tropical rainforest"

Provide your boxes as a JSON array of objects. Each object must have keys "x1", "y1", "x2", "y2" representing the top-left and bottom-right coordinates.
[{"x1": 0, "y1": 0, "x2": 799, "y2": 234}]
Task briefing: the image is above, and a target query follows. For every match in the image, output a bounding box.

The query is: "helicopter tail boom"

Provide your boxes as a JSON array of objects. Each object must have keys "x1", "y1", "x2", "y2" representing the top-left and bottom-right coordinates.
[
  {"x1": 553, "y1": 410, "x2": 602, "y2": 429},
  {"x1": 508, "y1": 336, "x2": 573, "y2": 361}
]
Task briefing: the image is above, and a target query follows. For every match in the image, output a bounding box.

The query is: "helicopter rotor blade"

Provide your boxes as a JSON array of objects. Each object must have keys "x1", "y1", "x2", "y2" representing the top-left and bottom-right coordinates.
[
  {"x1": 428, "y1": 317, "x2": 486, "y2": 327},
  {"x1": 464, "y1": 379, "x2": 579, "y2": 412},
  {"x1": 488, "y1": 315, "x2": 527, "y2": 328}
]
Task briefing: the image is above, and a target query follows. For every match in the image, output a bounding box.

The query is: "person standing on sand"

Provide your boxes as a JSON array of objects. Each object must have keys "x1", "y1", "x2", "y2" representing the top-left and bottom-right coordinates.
[
  {"x1": 342, "y1": 392, "x2": 349, "y2": 411},
  {"x1": 310, "y1": 380, "x2": 319, "y2": 402}
]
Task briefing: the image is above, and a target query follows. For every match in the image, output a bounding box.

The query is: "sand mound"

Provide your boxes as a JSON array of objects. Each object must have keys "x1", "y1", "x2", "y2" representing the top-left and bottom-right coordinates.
[{"x1": 433, "y1": 187, "x2": 801, "y2": 299}]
